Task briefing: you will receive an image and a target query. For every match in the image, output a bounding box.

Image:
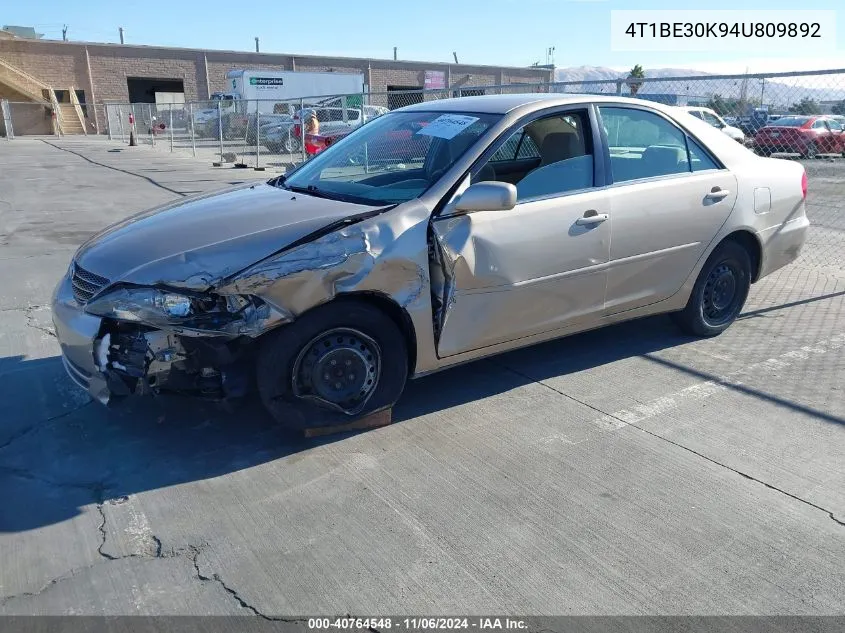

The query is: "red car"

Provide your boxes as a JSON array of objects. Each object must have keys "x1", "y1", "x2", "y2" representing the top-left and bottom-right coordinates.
[
  {"x1": 302, "y1": 121, "x2": 433, "y2": 163},
  {"x1": 753, "y1": 115, "x2": 845, "y2": 158},
  {"x1": 304, "y1": 120, "x2": 432, "y2": 160}
]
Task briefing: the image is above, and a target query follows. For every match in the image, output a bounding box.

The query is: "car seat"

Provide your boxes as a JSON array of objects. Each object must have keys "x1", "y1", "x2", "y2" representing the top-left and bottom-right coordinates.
[{"x1": 539, "y1": 132, "x2": 583, "y2": 166}]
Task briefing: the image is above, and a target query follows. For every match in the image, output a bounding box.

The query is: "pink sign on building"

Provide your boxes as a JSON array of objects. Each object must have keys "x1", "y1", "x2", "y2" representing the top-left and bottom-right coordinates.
[{"x1": 424, "y1": 70, "x2": 447, "y2": 90}]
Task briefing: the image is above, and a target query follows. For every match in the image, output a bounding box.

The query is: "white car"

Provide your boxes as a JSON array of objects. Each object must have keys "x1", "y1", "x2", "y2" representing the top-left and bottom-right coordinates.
[{"x1": 680, "y1": 106, "x2": 745, "y2": 143}]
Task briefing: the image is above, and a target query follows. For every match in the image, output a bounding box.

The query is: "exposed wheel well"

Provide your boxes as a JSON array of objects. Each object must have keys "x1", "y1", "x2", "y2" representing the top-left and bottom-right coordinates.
[{"x1": 723, "y1": 230, "x2": 762, "y2": 282}]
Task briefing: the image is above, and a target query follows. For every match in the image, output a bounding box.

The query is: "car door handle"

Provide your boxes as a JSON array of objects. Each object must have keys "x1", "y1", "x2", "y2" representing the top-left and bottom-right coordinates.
[
  {"x1": 575, "y1": 212, "x2": 609, "y2": 226},
  {"x1": 705, "y1": 187, "x2": 730, "y2": 201}
]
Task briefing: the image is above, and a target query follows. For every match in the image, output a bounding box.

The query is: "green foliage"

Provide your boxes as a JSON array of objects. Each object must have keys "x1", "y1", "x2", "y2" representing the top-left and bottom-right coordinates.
[{"x1": 789, "y1": 97, "x2": 821, "y2": 115}]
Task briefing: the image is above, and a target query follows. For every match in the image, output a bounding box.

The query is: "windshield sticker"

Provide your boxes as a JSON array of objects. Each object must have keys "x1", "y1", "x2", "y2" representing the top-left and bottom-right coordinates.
[{"x1": 416, "y1": 115, "x2": 480, "y2": 140}]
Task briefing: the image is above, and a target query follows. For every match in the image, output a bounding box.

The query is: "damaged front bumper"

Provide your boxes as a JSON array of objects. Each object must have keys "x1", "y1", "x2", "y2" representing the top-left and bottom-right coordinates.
[{"x1": 51, "y1": 274, "x2": 287, "y2": 405}]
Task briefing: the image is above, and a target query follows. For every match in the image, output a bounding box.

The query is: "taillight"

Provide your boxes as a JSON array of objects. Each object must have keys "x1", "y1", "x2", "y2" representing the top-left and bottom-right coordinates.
[{"x1": 801, "y1": 170, "x2": 808, "y2": 199}]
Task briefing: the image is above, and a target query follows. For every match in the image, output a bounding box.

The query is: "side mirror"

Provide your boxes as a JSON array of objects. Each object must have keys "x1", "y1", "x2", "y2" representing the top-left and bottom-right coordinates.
[{"x1": 454, "y1": 181, "x2": 517, "y2": 213}]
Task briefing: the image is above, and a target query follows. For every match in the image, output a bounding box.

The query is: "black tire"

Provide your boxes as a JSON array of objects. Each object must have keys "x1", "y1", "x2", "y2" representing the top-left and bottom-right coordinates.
[
  {"x1": 282, "y1": 135, "x2": 301, "y2": 154},
  {"x1": 256, "y1": 299, "x2": 408, "y2": 430},
  {"x1": 671, "y1": 240, "x2": 752, "y2": 337},
  {"x1": 804, "y1": 142, "x2": 818, "y2": 159}
]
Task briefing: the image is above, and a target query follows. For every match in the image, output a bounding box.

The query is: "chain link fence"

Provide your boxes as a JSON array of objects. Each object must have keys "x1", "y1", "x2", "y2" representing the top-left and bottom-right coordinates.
[
  {"x1": 5, "y1": 69, "x2": 845, "y2": 163},
  {"x1": 2, "y1": 70, "x2": 843, "y2": 338}
]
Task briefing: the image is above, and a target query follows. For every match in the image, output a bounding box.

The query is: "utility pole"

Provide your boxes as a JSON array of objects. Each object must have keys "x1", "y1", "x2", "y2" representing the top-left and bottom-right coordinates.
[
  {"x1": 118, "y1": 27, "x2": 124, "y2": 44},
  {"x1": 453, "y1": 52, "x2": 458, "y2": 64},
  {"x1": 255, "y1": 37, "x2": 259, "y2": 53},
  {"x1": 62, "y1": 25, "x2": 68, "y2": 41},
  {"x1": 393, "y1": 47, "x2": 397, "y2": 61}
]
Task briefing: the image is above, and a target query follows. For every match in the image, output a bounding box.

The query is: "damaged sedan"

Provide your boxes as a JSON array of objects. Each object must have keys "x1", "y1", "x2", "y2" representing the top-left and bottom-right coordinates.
[{"x1": 52, "y1": 94, "x2": 809, "y2": 428}]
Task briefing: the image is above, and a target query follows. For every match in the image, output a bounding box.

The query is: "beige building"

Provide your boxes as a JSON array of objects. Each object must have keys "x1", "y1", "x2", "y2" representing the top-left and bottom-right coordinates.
[{"x1": 0, "y1": 33, "x2": 553, "y2": 135}]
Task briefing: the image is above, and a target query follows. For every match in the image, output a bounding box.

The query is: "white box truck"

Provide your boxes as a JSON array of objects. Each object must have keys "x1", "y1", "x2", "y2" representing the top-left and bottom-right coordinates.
[
  {"x1": 224, "y1": 69, "x2": 365, "y2": 113},
  {"x1": 201, "y1": 69, "x2": 367, "y2": 139}
]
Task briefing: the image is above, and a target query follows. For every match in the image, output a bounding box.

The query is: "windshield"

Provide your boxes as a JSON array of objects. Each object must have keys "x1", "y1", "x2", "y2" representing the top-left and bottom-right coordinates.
[
  {"x1": 283, "y1": 110, "x2": 501, "y2": 205},
  {"x1": 768, "y1": 116, "x2": 810, "y2": 127}
]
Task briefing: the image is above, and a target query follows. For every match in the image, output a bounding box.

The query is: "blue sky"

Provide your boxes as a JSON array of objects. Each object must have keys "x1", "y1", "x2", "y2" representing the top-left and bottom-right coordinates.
[{"x1": 4, "y1": 0, "x2": 843, "y2": 72}]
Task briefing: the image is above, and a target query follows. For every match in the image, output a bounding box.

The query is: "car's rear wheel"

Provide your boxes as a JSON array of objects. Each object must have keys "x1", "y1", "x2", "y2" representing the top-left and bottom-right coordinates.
[
  {"x1": 256, "y1": 299, "x2": 408, "y2": 430},
  {"x1": 671, "y1": 240, "x2": 752, "y2": 337},
  {"x1": 282, "y1": 135, "x2": 301, "y2": 154},
  {"x1": 804, "y1": 142, "x2": 819, "y2": 159}
]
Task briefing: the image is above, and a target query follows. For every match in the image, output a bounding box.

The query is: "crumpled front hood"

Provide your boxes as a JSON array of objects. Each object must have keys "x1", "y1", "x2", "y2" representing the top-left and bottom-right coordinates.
[{"x1": 74, "y1": 182, "x2": 379, "y2": 290}]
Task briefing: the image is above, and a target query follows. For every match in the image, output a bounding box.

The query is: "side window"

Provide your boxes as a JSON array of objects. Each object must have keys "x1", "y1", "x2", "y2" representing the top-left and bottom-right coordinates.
[
  {"x1": 599, "y1": 106, "x2": 690, "y2": 182},
  {"x1": 829, "y1": 120, "x2": 843, "y2": 131},
  {"x1": 812, "y1": 120, "x2": 826, "y2": 129},
  {"x1": 474, "y1": 109, "x2": 594, "y2": 201},
  {"x1": 689, "y1": 111, "x2": 703, "y2": 120},
  {"x1": 687, "y1": 137, "x2": 719, "y2": 172}
]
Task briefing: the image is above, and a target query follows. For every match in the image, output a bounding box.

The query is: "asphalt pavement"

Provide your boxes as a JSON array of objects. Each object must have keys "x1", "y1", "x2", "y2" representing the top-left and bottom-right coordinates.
[{"x1": 0, "y1": 138, "x2": 843, "y2": 616}]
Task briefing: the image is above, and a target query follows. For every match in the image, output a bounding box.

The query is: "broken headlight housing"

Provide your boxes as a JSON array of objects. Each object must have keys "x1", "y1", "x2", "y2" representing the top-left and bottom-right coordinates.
[
  {"x1": 83, "y1": 287, "x2": 269, "y2": 331},
  {"x1": 84, "y1": 288, "x2": 199, "y2": 324}
]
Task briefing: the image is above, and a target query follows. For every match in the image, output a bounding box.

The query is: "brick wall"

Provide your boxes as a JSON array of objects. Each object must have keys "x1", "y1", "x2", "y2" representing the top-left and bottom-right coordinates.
[{"x1": 1, "y1": 38, "x2": 554, "y2": 109}]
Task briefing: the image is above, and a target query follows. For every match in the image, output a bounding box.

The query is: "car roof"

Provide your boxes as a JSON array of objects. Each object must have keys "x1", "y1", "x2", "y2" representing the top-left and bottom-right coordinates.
[{"x1": 397, "y1": 93, "x2": 663, "y2": 115}]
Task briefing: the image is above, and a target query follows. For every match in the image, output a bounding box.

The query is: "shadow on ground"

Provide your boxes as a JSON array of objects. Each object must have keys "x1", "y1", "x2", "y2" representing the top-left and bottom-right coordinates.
[{"x1": 1, "y1": 308, "x2": 840, "y2": 534}]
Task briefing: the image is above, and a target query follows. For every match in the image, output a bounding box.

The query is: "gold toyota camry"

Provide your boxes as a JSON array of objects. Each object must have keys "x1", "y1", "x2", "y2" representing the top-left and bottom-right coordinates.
[{"x1": 52, "y1": 94, "x2": 810, "y2": 428}]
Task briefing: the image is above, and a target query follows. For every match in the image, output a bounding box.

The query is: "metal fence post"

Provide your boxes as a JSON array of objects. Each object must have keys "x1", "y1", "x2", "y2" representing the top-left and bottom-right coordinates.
[
  {"x1": 300, "y1": 97, "x2": 306, "y2": 164},
  {"x1": 189, "y1": 102, "x2": 196, "y2": 158},
  {"x1": 147, "y1": 103, "x2": 155, "y2": 145},
  {"x1": 169, "y1": 108, "x2": 174, "y2": 152},
  {"x1": 0, "y1": 99, "x2": 13, "y2": 140},
  {"x1": 255, "y1": 107, "x2": 260, "y2": 169},
  {"x1": 218, "y1": 101, "x2": 224, "y2": 164},
  {"x1": 118, "y1": 106, "x2": 125, "y2": 142},
  {"x1": 106, "y1": 105, "x2": 113, "y2": 141}
]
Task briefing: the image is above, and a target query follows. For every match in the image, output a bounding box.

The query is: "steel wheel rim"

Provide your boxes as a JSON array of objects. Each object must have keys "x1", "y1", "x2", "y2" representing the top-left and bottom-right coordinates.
[
  {"x1": 702, "y1": 262, "x2": 741, "y2": 326},
  {"x1": 292, "y1": 328, "x2": 381, "y2": 415}
]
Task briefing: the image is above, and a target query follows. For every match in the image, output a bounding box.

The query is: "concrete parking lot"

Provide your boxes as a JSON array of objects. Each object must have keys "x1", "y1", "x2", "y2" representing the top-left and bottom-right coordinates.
[{"x1": 0, "y1": 138, "x2": 843, "y2": 616}]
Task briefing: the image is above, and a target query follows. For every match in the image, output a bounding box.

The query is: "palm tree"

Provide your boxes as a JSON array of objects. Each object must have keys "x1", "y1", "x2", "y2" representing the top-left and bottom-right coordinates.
[{"x1": 627, "y1": 64, "x2": 645, "y2": 95}]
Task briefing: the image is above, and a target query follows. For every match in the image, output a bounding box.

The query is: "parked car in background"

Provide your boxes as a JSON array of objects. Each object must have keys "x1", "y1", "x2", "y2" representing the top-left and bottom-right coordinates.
[
  {"x1": 679, "y1": 106, "x2": 745, "y2": 143},
  {"x1": 246, "y1": 113, "x2": 293, "y2": 146},
  {"x1": 738, "y1": 108, "x2": 771, "y2": 137},
  {"x1": 53, "y1": 94, "x2": 809, "y2": 429},
  {"x1": 192, "y1": 106, "x2": 220, "y2": 138},
  {"x1": 753, "y1": 115, "x2": 844, "y2": 158},
  {"x1": 264, "y1": 121, "x2": 301, "y2": 154},
  {"x1": 292, "y1": 106, "x2": 389, "y2": 141}
]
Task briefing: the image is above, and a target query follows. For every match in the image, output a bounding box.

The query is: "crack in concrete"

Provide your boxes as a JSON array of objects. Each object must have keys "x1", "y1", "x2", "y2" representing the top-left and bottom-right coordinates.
[
  {"x1": 23, "y1": 305, "x2": 56, "y2": 338},
  {"x1": 0, "y1": 305, "x2": 48, "y2": 312},
  {"x1": 0, "y1": 563, "x2": 93, "y2": 607},
  {"x1": 0, "y1": 532, "x2": 205, "y2": 608},
  {"x1": 0, "y1": 401, "x2": 93, "y2": 453},
  {"x1": 497, "y1": 361, "x2": 845, "y2": 530},
  {"x1": 190, "y1": 547, "x2": 281, "y2": 621},
  {"x1": 94, "y1": 487, "x2": 119, "y2": 562},
  {"x1": 40, "y1": 140, "x2": 187, "y2": 197}
]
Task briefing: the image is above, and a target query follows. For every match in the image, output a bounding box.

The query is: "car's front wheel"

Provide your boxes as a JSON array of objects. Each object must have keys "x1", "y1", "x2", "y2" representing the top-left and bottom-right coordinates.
[
  {"x1": 256, "y1": 299, "x2": 408, "y2": 429},
  {"x1": 804, "y1": 142, "x2": 819, "y2": 159},
  {"x1": 671, "y1": 240, "x2": 752, "y2": 337}
]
